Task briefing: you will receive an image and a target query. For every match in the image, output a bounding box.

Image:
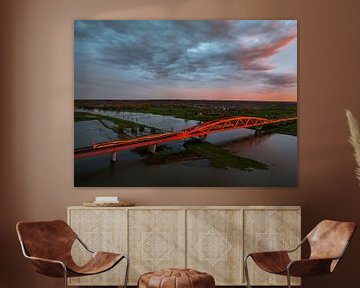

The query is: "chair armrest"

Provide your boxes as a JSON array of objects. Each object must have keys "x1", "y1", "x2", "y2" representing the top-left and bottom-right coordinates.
[
  {"x1": 246, "y1": 250, "x2": 291, "y2": 262},
  {"x1": 287, "y1": 258, "x2": 336, "y2": 277},
  {"x1": 26, "y1": 255, "x2": 65, "y2": 265},
  {"x1": 248, "y1": 250, "x2": 289, "y2": 256},
  {"x1": 286, "y1": 237, "x2": 307, "y2": 253},
  {"x1": 76, "y1": 236, "x2": 94, "y2": 253},
  {"x1": 245, "y1": 237, "x2": 306, "y2": 259}
]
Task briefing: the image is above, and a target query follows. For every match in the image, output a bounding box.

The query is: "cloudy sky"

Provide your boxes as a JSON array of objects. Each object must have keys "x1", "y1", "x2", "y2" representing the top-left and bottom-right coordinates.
[{"x1": 74, "y1": 20, "x2": 297, "y2": 101}]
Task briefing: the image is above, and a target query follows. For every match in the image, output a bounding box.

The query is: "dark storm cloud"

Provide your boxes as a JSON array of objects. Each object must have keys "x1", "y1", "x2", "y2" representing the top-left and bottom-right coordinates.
[
  {"x1": 76, "y1": 21, "x2": 234, "y2": 79},
  {"x1": 74, "y1": 20, "x2": 297, "y2": 100}
]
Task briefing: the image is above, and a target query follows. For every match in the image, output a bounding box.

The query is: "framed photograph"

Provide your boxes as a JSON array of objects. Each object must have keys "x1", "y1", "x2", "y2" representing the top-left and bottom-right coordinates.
[{"x1": 74, "y1": 20, "x2": 297, "y2": 187}]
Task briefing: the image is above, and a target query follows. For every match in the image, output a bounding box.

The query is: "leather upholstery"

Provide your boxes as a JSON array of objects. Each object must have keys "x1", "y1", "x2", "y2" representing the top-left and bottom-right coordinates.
[
  {"x1": 250, "y1": 251, "x2": 291, "y2": 274},
  {"x1": 16, "y1": 220, "x2": 124, "y2": 278},
  {"x1": 248, "y1": 220, "x2": 356, "y2": 277},
  {"x1": 17, "y1": 220, "x2": 77, "y2": 262},
  {"x1": 138, "y1": 269, "x2": 215, "y2": 288},
  {"x1": 287, "y1": 258, "x2": 335, "y2": 277},
  {"x1": 307, "y1": 220, "x2": 356, "y2": 260}
]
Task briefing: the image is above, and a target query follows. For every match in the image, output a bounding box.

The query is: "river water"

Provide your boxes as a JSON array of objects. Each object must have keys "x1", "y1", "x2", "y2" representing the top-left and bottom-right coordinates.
[{"x1": 74, "y1": 109, "x2": 297, "y2": 187}]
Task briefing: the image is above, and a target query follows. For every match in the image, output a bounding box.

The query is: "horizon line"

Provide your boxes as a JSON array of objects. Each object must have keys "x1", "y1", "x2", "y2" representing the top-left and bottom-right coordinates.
[{"x1": 74, "y1": 98, "x2": 297, "y2": 103}]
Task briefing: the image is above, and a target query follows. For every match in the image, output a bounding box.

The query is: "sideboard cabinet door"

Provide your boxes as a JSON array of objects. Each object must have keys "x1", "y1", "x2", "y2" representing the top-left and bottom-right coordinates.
[
  {"x1": 68, "y1": 208, "x2": 127, "y2": 286},
  {"x1": 187, "y1": 209, "x2": 243, "y2": 285},
  {"x1": 243, "y1": 208, "x2": 301, "y2": 286},
  {"x1": 128, "y1": 209, "x2": 186, "y2": 284}
]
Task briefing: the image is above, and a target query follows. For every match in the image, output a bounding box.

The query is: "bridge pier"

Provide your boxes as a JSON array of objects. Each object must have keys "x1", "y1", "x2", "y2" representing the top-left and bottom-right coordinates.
[
  {"x1": 111, "y1": 152, "x2": 117, "y2": 163},
  {"x1": 255, "y1": 130, "x2": 265, "y2": 136},
  {"x1": 149, "y1": 144, "x2": 157, "y2": 154},
  {"x1": 254, "y1": 126, "x2": 263, "y2": 136},
  {"x1": 199, "y1": 134, "x2": 207, "y2": 142}
]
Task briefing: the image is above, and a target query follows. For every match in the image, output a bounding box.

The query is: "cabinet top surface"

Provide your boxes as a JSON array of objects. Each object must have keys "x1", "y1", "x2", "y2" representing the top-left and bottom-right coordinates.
[{"x1": 68, "y1": 205, "x2": 301, "y2": 210}]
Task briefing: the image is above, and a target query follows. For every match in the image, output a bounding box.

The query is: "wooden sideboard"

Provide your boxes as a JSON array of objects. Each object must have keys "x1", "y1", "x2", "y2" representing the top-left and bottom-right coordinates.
[{"x1": 67, "y1": 206, "x2": 301, "y2": 286}]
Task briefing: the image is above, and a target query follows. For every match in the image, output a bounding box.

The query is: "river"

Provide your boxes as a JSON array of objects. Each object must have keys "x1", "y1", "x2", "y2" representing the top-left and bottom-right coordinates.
[{"x1": 74, "y1": 109, "x2": 297, "y2": 187}]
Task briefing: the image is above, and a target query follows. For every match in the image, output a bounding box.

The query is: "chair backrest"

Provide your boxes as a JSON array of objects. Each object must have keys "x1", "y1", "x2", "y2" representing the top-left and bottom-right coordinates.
[
  {"x1": 307, "y1": 220, "x2": 356, "y2": 261},
  {"x1": 16, "y1": 220, "x2": 77, "y2": 261}
]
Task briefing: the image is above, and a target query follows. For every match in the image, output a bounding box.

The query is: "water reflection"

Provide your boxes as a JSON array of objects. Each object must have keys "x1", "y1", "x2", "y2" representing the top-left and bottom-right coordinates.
[
  {"x1": 77, "y1": 108, "x2": 199, "y2": 132},
  {"x1": 74, "y1": 120, "x2": 118, "y2": 149}
]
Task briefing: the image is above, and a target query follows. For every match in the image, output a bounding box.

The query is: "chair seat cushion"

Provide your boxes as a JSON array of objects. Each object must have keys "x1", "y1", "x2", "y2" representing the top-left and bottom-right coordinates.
[
  {"x1": 138, "y1": 268, "x2": 215, "y2": 288},
  {"x1": 250, "y1": 251, "x2": 291, "y2": 274},
  {"x1": 67, "y1": 252, "x2": 124, "y2": 276}
]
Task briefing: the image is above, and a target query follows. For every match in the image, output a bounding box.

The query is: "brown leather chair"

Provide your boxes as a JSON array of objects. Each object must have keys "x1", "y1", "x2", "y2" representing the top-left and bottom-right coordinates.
[
  {"x1": 244, "y1": 220, "x2": 356, "y2": 288},
  {"x1": 16, "y1": 220, "x2": 129, "y2": 288}
]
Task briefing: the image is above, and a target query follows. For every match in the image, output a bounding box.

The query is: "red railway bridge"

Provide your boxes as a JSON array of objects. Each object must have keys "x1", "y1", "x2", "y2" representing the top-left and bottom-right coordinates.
[{"x1": 74, "y1": 116, "x2": 297, "y2": 161}]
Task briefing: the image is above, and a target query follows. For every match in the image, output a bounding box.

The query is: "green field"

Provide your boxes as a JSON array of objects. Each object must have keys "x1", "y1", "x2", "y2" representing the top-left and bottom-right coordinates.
[
  {"x1": 136, "y1": 139, "x2": 268, "y2": 170},
  {"x1": 75, "y1": 99, "x2": 297, "y2": 136}
]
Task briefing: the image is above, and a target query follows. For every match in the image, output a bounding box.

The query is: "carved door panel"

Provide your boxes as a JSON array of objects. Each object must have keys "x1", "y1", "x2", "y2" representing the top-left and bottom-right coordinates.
[
  {"x1": 243, "y1": 209, "x2": 301, "y2": 286},
  {"x1": 68, "y1": 208, "x2": 127, "y2": 286},
  {"x1": 187, "y1": 209, "x2": 243, "y2": 285},
  {"x1": 128, "y1": 209, "x2": 186, "y2": 284}
]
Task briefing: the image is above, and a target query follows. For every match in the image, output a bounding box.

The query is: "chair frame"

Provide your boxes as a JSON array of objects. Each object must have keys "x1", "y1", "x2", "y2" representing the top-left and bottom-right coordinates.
[
  {"x1": 19, "y1": 233, "x2": 129, "y2": 288},
  {"x1": 244, "y1": 236, "x2": 350, "y2": 288}
]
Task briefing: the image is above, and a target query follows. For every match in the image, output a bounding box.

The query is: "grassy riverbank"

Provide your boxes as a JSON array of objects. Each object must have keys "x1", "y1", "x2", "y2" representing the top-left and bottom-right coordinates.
[
  {"x1": 137, "y1": 140, "x2": 268, "y2": 170},
  {"x1": 255, "y1": 122, "x2": 297, "y2": 136}
]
